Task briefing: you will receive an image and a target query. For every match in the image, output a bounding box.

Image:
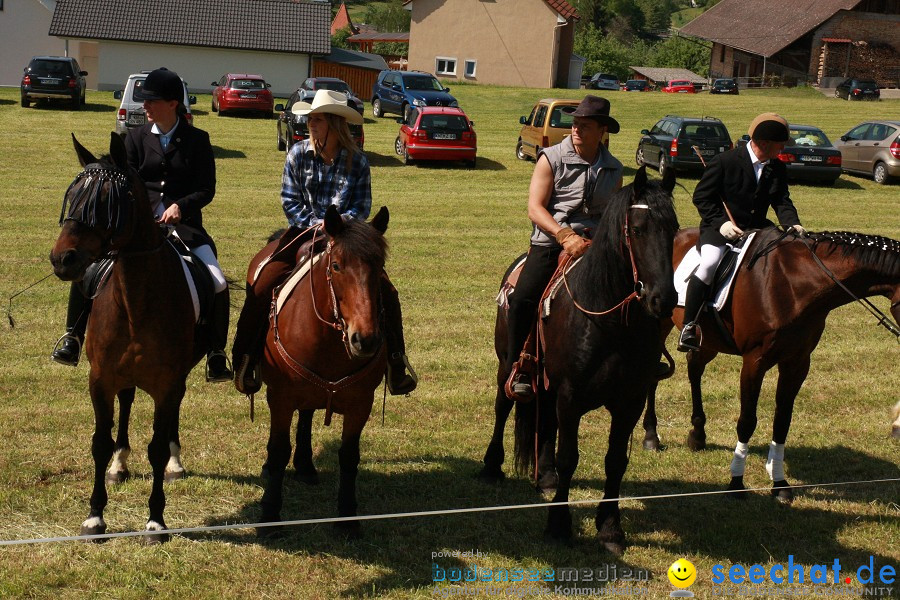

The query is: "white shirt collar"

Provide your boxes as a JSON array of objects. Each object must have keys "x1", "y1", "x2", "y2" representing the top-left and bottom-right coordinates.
[{"x1": 746, "y1": 142, "x2": 768, "y2": 182}]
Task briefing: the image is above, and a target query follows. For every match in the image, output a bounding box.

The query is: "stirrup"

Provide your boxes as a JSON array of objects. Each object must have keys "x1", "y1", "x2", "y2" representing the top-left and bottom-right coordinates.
[
  {"x1": 51, "y1": 333, "x2": 82, "y2": 367},
  {"x1": 387, "y1": 352, "x2": 418, "y2": 395},
  {"x1": 234, "y1": 355, "x2": 262, "y2": 395},
  {"x1": 205, "y1": 350, "x2": 233, "y2": 383},
  {"x1": 504, "y1": 357, "x2": 536, "y2": 402},
  {"x1": 677, "y1": 323, "x2": 701, "y2": 352}
]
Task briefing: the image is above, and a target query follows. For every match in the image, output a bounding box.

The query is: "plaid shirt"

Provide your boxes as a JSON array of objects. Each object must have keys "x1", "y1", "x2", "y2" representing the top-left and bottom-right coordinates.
[{"x1": 281, "y1": 140, "x2": 372, "y2": 228}]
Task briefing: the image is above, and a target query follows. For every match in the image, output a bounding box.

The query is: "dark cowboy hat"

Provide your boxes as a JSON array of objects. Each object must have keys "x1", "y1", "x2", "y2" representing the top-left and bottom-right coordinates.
[
  {"x1": 139, "y1": 68, "x2": 183, "y2": 102},
  {"x1": 748, "y1": 112, "x2": 789, "y2": 142},
  {"x1": 561, "y1": 95, "x2": 620, "y2": 133}
]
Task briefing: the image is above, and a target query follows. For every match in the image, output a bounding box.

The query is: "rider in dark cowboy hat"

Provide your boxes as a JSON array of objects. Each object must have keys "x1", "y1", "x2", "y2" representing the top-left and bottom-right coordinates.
[{"x1": 678, "y1": 112, "x2": 807, "y2": 352}]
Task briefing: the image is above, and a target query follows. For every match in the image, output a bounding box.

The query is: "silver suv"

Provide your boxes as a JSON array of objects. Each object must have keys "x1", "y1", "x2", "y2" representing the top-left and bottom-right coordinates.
[{"x1": 113, "y1": 71, "x2": 197, "y2": 137}]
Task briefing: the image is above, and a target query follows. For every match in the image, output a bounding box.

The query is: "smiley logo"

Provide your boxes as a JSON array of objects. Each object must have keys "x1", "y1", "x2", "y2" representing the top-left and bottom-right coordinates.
[{"x1": 668, "y1": 558, "x2": 697, "y2": 588}]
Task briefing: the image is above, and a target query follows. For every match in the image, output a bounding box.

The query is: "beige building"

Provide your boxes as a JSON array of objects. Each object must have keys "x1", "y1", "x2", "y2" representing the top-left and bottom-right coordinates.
[{"x1": 405, "y1": 0, "x2": 581, "y2": 89}]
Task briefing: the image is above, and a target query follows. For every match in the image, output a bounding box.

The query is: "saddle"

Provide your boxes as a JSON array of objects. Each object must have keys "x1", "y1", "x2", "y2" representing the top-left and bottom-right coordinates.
[
  {"x1": 674, "y1": 231, "x2": 757, "y2": 312},
  {"x1": 168, "y1": 235, "x2": 216, "y2": 325}
]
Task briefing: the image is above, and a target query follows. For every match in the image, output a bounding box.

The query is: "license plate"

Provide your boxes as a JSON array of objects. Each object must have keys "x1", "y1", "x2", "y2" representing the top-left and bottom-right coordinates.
[
  {"x1": 432, "y1": 133, "x2": 457, "y2": 140},
  {"x1": 799, "y1": 155, "x2": 823, "y2": 162},
  {"x1": 40, "y1": 78, "x2": 61, "y2": 85},
  {"x1": 240, "y1": 94, "x2": 257, "y2": 99},
  {"x1": 128, "y1": 114, "x2": 145, "y2": 125},
  {"x1": 700, "y1": 149, "x2": 714, "y2": 156}
]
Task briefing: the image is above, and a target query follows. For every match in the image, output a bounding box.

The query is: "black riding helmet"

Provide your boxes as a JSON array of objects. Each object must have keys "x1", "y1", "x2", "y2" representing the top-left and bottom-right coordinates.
[{"x1": 140, "y1": 68, "x2": 183, "y2": 102}]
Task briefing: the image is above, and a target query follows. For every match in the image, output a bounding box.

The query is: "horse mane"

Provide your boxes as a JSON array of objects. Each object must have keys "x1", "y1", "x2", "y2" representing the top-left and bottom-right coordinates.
[
  {"x1": 573, "y1": 176, "x2": 679, "y2": 294},
  {"x1": 59, "y1": 155, "x2": 132, "y2": 236},
  {"x1": 809, "y1": 231, "x2": 900, "y2": 276},
  {"x1": 332, "y1": 218, "x2": 388, "y2": 268}
]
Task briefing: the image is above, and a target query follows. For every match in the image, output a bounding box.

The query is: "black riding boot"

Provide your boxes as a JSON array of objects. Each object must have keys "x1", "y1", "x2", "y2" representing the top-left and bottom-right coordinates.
[
  {"x1": 383, "y1": 279, "x2": 417, "y2": 395},
  {"x1": 206, "y1": 291, "x2": 233, "y2": 383},
  {"x1": 505, "y1": 298, "x2": 537, "y2": 400},
  {"x1": 51, "y1": 284, "x2": 91, "y2": 367},
  {"x1": 678, "y1": 276, "x2": 710, "y2": 352}
]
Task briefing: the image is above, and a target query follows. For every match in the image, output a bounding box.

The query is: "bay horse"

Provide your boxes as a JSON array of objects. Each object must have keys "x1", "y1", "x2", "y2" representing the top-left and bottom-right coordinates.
[
  {"x1": 642, "y1": 227, "x2": 900, "y2": 501},
  {"x1": 49, "y1": 134, "x2": 215, "y2": 541},
  {"x1": 253, "y1": 205, "x2": 389, "y2": 536},
  {"x1": 480, "y1": 166, "x2": 679, "y2": 554}
]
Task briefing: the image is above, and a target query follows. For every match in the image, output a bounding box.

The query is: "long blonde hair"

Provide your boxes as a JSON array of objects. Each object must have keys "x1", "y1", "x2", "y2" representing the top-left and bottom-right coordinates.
[{"x1": 310, "y1": 112, "x2": 359, "y2": 168}]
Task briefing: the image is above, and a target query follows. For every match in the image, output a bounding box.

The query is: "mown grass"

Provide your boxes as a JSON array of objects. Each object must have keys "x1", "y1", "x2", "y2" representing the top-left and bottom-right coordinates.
[{"x1": 0, "y1": 85, "x2": 897, "y2": 599}]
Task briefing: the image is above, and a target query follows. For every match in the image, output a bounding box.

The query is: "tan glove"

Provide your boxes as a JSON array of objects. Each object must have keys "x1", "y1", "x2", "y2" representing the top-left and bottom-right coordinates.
[
  {"x1": 556, "y1": 226, "x2": 589, "y2": 258},
  {"x1": 719, "y1": 221, "x2": 744, "y2": 241}
]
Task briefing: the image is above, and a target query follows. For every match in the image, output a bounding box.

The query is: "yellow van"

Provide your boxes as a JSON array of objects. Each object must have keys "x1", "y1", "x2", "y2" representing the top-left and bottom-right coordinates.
[{"x1": 516, "y1": 98, "x2": 608, "y2": 161}]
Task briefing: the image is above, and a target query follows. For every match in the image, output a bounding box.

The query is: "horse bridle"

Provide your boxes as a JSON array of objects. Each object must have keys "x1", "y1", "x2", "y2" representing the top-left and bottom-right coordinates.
[{"x1": 306, "y1": 227, "x2": 354, "y2": 357}]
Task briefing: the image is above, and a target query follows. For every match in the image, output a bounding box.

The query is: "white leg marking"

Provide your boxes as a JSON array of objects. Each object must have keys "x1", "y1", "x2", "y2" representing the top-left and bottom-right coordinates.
[
  {"x1": 730, "y1": 441, "x2": 750, "y2": 477},
  {"x1": 765, "y1": 441, "x2": 785, "y2": 481},
  {"x1": 891, "y1": 401, "x2": 900, "y2": 439},
  {"x1": 108, "y1": 447, "x2": 131, "y2": 476},
  {"x1": 81, "y1": 516, "x2": 106, "y2": 530},
  {"x1": 165, "y1": 441, "x2": 184, "y2": 476}
]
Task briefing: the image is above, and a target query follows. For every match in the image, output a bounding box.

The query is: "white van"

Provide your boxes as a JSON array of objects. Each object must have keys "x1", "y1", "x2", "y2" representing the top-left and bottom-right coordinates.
[{"x1": 113, "y1": 71, "x2": 197, "y2": 137}]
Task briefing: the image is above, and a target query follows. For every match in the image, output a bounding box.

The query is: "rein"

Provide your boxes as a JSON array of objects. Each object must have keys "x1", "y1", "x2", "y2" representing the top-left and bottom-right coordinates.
[
  {"x1": 306, "y1": 228, "x2": 352, "y2": 356},
  {"x1": 563, "y1": 204, "x2": 649, "y2": 317}
]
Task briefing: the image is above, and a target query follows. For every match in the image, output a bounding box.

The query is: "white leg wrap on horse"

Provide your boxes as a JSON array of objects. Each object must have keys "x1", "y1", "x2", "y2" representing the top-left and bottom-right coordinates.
[
  {"x1": 766, "y1": 441, "x2": 785, "y2": 481},
  {"x1": 730, "y1": 441, "x2": 750, "y2": 477}
]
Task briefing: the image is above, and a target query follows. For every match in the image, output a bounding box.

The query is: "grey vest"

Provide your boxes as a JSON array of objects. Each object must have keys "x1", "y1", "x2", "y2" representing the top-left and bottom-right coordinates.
[{"x1": 530, "y1": 136, "x2": 624, "y2": 247}]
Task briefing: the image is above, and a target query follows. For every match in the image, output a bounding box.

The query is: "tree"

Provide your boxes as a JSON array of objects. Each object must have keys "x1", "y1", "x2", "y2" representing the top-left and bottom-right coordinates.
[
  {"x1": 363, "y1": 0, "x2": 411, "y2": 33},
  {"x1": 331, "y1": 26, "x2": 353, "y2": 50},
  {"x1": 649, "y1": 35, "x2": 711, "y2": 77}
]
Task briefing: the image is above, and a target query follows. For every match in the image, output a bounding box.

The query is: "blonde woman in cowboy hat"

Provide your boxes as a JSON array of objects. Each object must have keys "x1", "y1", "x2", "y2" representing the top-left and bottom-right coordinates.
[{"x1": 232, "y1": 89, "x2": 417, "y2": 396}]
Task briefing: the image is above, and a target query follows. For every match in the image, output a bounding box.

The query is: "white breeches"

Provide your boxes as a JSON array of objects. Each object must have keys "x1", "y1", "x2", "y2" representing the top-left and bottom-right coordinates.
[
  {"x1": 695, "y1": 244, "x2": 727, "y2": 285},
  {"x1": 192, "y1": 244, "x2": 227, "y2": 293}
]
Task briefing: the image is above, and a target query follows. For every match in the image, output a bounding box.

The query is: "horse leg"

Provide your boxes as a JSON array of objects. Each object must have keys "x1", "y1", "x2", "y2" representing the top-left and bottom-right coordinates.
[
  {"x1": 164, "y1": 395, "x2": 185, "y2": 482},
  {"x1": 106, "y1": 387, "x2": 135, "y2": 484},
  {"x1": 892, "y1": 401, "x2": 900, "y2": 439},
  {"x1": 258, "y1": 394, "x2": 293, "y2": 537},
  {"x1": 144, "y1": 384, "x2": 183, "y2": 544},
  {"x1": 336, "y1": 422, "x2": 364, "y2": 539},
  {"x1": 535, "y1": 397, "x2": 559, "y2": 493},
  {"x1": 545, "y1": 386, "x2": 579, "y2": 543},
  {"x1": 767, "y1": 356, "x2": 811, "y2": 505},
  {"x1": 293, "y1": 409, "x2": 319, "y2": 484},
  {"x1": 727, "y1": 354, "x2": 768, "y2": 499},
  {"x1": 478, "y1": 377, "x2": 514, "y2": 483},
  {"x1": 595, "y1": 405, "x2": 643, "y2": 557},
  {"x1": 80, "y1": 379, "x2": 116, "y2": 538},
  {"x1": 642, "y1": 381, "x2": 661, "y2": 451},
  {"x1": 686, "y1": 348, "x2": 716, "y2": 451}
]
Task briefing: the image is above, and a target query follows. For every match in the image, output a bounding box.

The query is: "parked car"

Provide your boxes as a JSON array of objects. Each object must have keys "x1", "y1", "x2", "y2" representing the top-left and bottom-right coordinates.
[
  {"x1": 211, "y1": 73, "x2": 274, "y2": 117},
  {"x1": 834, "y1": 78, "x2": 880, "y2": 101},
  {"x1": 113, "y1": 72, "x2": 196, "y2": 137},
  {"x1": 710, "y1": 78, "x2": 739, "y2": 95},
  {"x1": 297, "y1": 77, "x2": 364, "y2": 114},
  {"x1": 635, "y1": 115, "x2": 732, "y2": 177},
  {"x1": 623, "y1": 79, "x2": 650, "y2": 92},
  {"x1": 588, "y1": 73, "x2": 619, "y2": 91},
  {"x1": 371, "y1": 70, "x2": 457, "y2": 121},
  {"x1": 661, "y1": 80, "x2": 696, "y2": 94},
  {"x1": 394, "y1": 106, "x2": 476, "y2": 167},
  {"x1": 834, "y1": 120, "x2": 900, "y2": 184},
  {"x1": 515, "y1": 98, "x2": 610, "y2": 162},
  {"x1": 274, "y1": 92, "x2": 364, "y2": 152},
  {"x1": 20, "y1": 56, "x2": 87, "y2": 109},
  {"x1": 738, "y1": 125, "x2": 842, "y2": 185}
]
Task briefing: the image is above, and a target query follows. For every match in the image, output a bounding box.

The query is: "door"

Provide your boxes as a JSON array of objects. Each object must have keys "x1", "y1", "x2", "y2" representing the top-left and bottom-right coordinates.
[
  {"x1": 858, "y1": 124, "x2": 897, "y2": 175},
  {"x1": 839, "y1": 123, "x2": 870, "y2": 172},
  {"x1": 522, "y1": 104, "x2": 548, "y2": 158}
]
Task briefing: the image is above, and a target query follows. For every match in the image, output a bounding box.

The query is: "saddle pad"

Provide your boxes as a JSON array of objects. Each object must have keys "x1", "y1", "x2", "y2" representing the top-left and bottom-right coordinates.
[
  {"x1": 542, "y1": 256, "x2": 583, "y2": 318},
  {"x1": 275, "y1": 252, "x2": 322, "y2": 315},
  {"x1": 673, "y1": 231, "x2": 757, "y2": 311},
  {"x1": 495, "y1": 255, "x2": 529, "y2": 310},
  {"x1": 177, "y1": 256, "x2": 201, "y2": 323}
]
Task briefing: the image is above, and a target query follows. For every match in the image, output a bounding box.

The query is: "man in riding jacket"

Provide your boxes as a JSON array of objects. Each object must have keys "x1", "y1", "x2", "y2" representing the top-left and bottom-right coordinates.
[{"x1": 678, "y1": 112, "x2": 807, "y2": 351}]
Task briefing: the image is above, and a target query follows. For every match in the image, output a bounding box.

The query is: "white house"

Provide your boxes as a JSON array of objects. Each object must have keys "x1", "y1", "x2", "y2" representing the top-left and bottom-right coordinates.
[{"x1": 0, "y1": 0, "x2": 68, "y2": 87}]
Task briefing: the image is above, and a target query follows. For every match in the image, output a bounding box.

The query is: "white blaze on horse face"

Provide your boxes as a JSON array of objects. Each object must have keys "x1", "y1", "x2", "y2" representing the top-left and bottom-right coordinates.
[
  {"x1": 730, "y1": 441, "x2": 750, "y2": 477},
  {"x1": 108, "y1": 447, "x2": 130, "y2": 478},
  {"x1": 165, "y1": 441, "x2": 184, "y2": 477},
  {"x1": 765, "y1": 441, "x2": 786, "y2": 481}
]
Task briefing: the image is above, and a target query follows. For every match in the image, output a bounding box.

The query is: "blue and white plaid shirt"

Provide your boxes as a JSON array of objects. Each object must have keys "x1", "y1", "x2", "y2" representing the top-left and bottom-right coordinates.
[{"x1": 281, "y1": 140, "x2": 372, "y2": 228}]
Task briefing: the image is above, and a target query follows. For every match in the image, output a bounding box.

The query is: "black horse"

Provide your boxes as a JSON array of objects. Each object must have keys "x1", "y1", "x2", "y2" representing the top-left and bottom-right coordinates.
[{"x1": 480, "y1": 166, "x2": 679, "y2": 554}]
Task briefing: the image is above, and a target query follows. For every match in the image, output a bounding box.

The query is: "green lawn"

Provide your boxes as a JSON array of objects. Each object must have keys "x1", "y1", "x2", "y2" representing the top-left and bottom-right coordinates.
[{"x1": 0, "y1": 84, "x2": 897, "y2": 599}]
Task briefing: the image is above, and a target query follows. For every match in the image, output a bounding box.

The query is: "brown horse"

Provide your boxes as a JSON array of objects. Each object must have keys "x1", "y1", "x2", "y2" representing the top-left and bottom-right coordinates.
[
  {"x1": 252, "y1": 205, "x2": 389, "y2": 536},
  {"x1": 642, "y1": 227, "x2": 900, "y2": 501},
  {"x1": 49, "y1": 134, "x2": 213, "y2": 541}
]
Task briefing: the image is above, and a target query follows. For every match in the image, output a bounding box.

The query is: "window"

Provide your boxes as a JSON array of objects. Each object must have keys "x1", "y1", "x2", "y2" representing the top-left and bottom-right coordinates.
[
  {"x1": 720, "y1": 44, "x2": 725, "y2": 62},
  {"x1": 435, "y1": 57, "x2": 457, "y2": 76},
  {"x1": 464, "y1": 59, "x2": 477, "y2": 78},
  {"x1": 549, "y1": 107, "x2": 573, "y2": 129},
  {"x1": 533, "y1": 105, "x2": 548, "y2": 128}
]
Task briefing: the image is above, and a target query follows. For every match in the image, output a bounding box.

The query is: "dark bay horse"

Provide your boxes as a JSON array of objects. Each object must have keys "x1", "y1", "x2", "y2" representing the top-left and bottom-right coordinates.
[
  {"x1": 252, "y1": 205, "x2": 389, "y2": 536},
  {"x1": 642, "y1": 227, "x2": 900, "y2": 502},
  {"x1": 480, "y1": 166, "x2": 679, "y2": 554},
  {"x1": 49, "y1": 134, "x2": 214, "y2": 541}
]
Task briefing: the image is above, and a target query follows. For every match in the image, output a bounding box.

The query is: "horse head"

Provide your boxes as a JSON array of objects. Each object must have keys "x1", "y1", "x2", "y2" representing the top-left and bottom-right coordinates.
[
  {"x1": 322, "y1": 205, "x2": 389, "y2": 359},
  {"x1": 50, "y1": 133, "x2": 146, "y2": 281},
  {"x1": 620, "y1": 165, "x2": 679, "y2": 319}
]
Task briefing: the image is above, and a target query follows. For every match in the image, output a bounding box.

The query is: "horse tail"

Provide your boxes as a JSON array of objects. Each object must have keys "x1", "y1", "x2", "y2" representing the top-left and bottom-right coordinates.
[{"x1": 513, "y1": 399, "x2": 537, "y2": 477}]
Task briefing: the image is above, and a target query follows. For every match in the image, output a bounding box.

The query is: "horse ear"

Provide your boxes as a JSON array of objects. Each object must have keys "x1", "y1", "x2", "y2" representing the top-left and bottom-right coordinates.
[
  {"x1": 109, "y1": 131, "x2": 128, "y2": 171},
  {"x1": 323, "y1": 205, "x2": 345, "y2": 237},
  {"x1": 634, "y1": 164, "x2": 648, "y2": 192},
  {"x1": 72, "y1": 134, "x2": 96, "y2": 168},
  {"x1": 370, "y1": 206, "x2": 389, "y2": 234},
  {"x1": 661, "y1": 163, "x2": 676, "y2": 194}
]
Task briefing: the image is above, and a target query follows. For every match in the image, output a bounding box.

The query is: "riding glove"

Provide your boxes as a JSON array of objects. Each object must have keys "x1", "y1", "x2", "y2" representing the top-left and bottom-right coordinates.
[
  {"x1": 719, "y1": 221, "x2": 744, "y2": 241},
  {"x1": 789, "y1": 224, "x2": 807, "y2": 237}
]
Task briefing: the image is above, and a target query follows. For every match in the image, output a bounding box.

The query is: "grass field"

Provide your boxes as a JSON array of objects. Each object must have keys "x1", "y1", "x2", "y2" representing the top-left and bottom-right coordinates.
[{"x1": 0, "y1": 84, "x2": 897, "y2": 599}]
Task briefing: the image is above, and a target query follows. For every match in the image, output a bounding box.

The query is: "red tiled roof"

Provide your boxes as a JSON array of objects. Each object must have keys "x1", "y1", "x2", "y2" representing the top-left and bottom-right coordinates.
[
  {"x1": 544, "y1": 0, "x2": 579, "y2": 20},
  {"x1": 822, "y1": 37, "x2": 851, "y2": 42}
]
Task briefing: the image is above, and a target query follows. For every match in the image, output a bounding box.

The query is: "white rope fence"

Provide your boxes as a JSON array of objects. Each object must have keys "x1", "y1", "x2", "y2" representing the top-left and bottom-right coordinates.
[{"x1": 1, "y1": 477, "x2": 897, "y2": 546}]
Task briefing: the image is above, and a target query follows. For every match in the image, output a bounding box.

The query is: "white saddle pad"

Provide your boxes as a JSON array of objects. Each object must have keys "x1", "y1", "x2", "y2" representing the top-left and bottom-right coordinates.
[
  {"x1": 673, "y1": 232, "x2": 756, "y2": 311},
  {"x1": 275, "y1": 253, "x2": 322, "y2": 315}
]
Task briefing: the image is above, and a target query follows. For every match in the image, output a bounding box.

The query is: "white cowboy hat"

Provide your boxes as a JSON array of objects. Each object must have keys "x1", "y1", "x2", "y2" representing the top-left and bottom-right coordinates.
[{"x1": 292, "y1": 89, "x2": 363, "y2": 125}]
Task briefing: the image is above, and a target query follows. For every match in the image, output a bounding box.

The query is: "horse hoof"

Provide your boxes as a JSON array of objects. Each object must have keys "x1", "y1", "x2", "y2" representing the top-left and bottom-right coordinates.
[
  {"x1": 256, "y1": 524, "x2": 285, "y2": 539},
  {"x1": 80, "y1": 517, "x2": 107, "y2": 540},
  {"x1": 105, "y1": 470, "x2": 130, "y2": 484},
  {"x1": 164, "y1": 469, "x2": 185, "y2": 482},
  {"x1": 536, "y1": 471, "x2": 559, "y2": 493},
  {"x1": 543, "y1": 528, "x2": 574, "y2": 546},
  {"x1": 771, "y1": 481, "x2": 794, "y2": 505},
  {"x1": 476, "y1": 466, "x2": 505, "y2": 484},
  {"x1": 335, "y1": 521, "x2": 362, "y2": 540},
  {"x1": 143, "y1": 522, "x2": 169, "y2": 545},
  {"x1": 726, "y1": 477, "x2": 747, "y2": 500},
  {"x1": 293, "y1": 469, "x2": 319, "y2": 485},
  {"x1": 642, "y1": 436, "x2": 663, "y2": 452},
  {"x1": 686, "y1": 430, "x2": 706, "y2": 451},
  {"x1": 260, "y1": 464, "x2": 270, "y2": 479},
  {"x1": 602, "y1": 541, "x2": 626, "y2": 557}
]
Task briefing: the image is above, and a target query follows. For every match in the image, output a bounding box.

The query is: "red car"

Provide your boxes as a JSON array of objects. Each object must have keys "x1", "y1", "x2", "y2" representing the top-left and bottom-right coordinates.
[
  {"x1": 394, "y1": 106, "x2": 477, "y2": 167},
  {"x1": 211, "y1": 73, "x2": 274, "y2": 117},
  {"x1": 662, "y1": 79, "x2": 697, "y2": 94}
]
